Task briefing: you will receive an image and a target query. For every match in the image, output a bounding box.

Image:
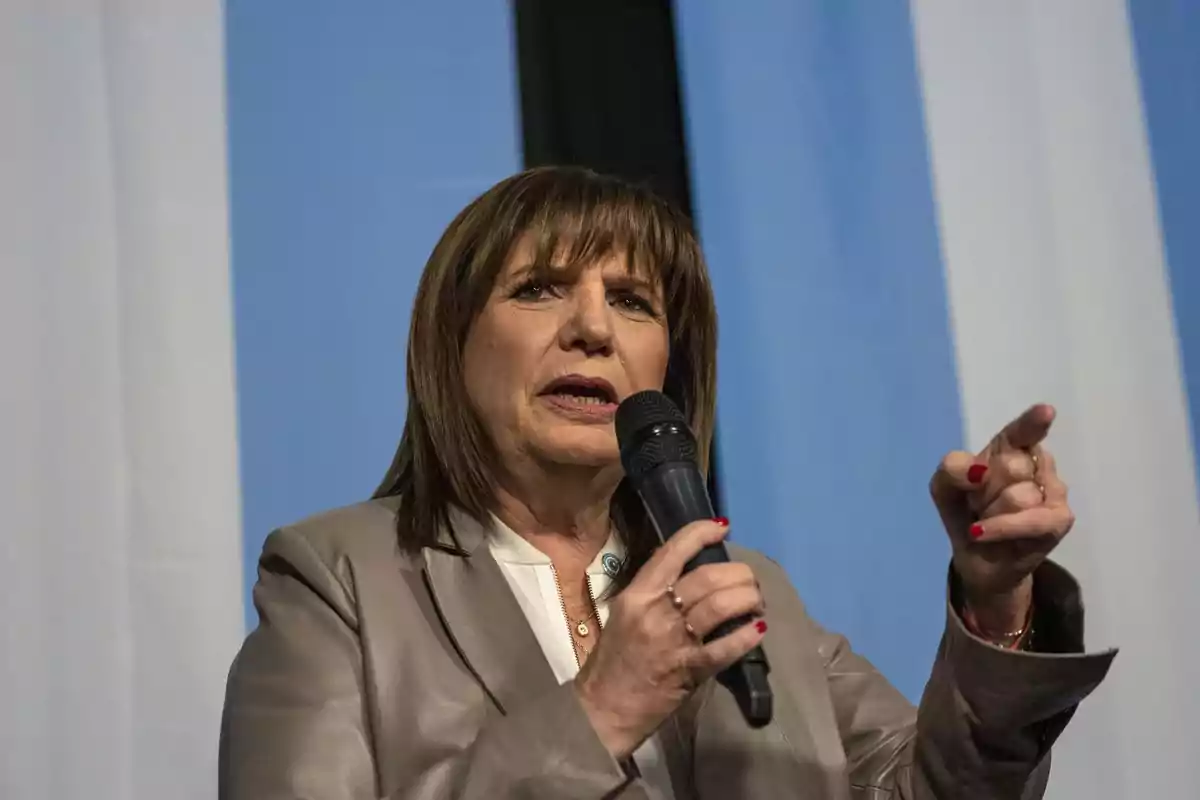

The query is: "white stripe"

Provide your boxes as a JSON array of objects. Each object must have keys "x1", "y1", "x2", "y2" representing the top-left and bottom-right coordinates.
[
  {"x1": 0, "y1": 1, "x2": 244, "y2": 798},
  {"x1": 912, "y1": 1, "x2": 1200, "y2": 795}
]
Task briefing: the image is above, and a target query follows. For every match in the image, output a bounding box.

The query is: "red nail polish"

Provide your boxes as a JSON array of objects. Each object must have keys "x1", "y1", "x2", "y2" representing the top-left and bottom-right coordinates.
[
  {"x1": 967, "y1": 464, "x2": 988, "y2": 484},
  {"x1": 970, "y1": 523, "x2": 985, "y2": 539},
  {"x1": 755, "y1": 620, "x2": 768, "y2": 634},
  {"x1": 713, "y1": 517, "x2": 730, "y2": 527}
]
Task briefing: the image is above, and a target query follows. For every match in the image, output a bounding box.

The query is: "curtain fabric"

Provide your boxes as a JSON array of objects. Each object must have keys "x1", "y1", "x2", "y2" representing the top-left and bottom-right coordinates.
[{"x1": 0, "y1": 2, "x2": 244, "y2": 798}]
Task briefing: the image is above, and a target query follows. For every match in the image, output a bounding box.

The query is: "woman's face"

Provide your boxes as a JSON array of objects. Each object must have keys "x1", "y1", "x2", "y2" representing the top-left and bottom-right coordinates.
[{"x1": 462, "y1": 237, "x2": 670, "y2": 473}]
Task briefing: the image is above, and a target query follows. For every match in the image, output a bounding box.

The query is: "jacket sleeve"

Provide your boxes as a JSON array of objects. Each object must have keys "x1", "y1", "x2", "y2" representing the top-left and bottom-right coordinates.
[
  {"x1": 807, "y1": 560, "x2": 1116, "y2": 799},
  {"x1": 218, "y1": 528, "x2": 638, "y2": 800}
]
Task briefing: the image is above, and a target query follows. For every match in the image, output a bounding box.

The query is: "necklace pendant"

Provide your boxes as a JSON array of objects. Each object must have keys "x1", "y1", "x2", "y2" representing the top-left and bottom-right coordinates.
[{"x1": 576, "y1": 620, "x2": 590, "y2": 637}]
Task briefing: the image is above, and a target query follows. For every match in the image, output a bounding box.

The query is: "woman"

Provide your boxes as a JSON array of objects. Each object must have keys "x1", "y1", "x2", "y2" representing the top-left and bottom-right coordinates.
[{"x1": 219, "y1": 167, "x2": 1114, "y2": 799}]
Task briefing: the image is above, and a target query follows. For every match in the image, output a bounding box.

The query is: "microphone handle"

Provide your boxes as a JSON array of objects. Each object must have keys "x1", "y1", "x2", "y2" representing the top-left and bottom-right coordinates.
[{"x1": 637, "y1": 464, "x2": 774, "y2": 728}]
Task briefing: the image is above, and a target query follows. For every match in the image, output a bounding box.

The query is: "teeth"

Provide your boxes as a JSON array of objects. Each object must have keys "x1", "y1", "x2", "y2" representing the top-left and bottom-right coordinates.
[{"x1": 555, "y1": 392, "x2": 609, "y2": 404}]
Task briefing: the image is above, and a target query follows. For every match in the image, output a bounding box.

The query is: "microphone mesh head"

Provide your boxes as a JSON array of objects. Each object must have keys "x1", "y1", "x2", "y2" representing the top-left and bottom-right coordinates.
[{"x1": 615, "y1": 391, "x2": 698, "y2": 481}]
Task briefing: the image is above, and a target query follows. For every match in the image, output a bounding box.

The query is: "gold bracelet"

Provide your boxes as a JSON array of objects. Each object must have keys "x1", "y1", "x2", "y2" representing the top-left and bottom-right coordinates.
[{"x1": 963, "y1": 602, "x2": 1034, "y2": 649}]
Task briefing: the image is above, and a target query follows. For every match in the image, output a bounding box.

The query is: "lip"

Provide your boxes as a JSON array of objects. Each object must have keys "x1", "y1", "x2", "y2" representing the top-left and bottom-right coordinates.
[
  {"x1": 537, "y1": 374, "x2": 620, "y2": 423},
  {"x1": 538, "y1": 374, "x2": 619, "y2": 404}
]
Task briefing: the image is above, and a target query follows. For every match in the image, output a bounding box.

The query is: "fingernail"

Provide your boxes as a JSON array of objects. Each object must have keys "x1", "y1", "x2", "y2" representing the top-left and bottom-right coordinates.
[
  {"x1": 713, "y1": 517, "x2": 729, "y2": 527},
  {"x1": 969, "y1": 523, "x2": 984, "y2": 539},
  {"x1": 755, "y1": 620, "x2": 768, "y2": 634},
  {"x1": 967, "y1": 464, "x2": 988, "y2": 484}
]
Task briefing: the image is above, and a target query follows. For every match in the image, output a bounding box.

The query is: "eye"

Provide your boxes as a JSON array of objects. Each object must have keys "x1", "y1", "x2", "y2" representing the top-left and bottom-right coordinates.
[
  {"x1": 510, "y1": 280, "x2": 558, "y2": 302},
  {"x1": 609, "y1": 290, "x2": 658, "y2": 317}
]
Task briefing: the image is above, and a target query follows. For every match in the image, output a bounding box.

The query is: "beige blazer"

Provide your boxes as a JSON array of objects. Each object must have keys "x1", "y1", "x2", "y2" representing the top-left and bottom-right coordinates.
[{"x1": 219, "y1": 497, "x2": 1115, "y2": 799}]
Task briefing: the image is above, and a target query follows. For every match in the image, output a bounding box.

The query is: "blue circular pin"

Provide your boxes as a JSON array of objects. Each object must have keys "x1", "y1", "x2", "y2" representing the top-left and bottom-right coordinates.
[{"x1": 601, "y1": 552, "x2": 622, "y2": 578}]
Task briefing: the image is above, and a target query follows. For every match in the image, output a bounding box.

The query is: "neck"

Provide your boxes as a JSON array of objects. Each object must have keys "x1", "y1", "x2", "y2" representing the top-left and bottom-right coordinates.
[{"x1": 492, "y1": 460, "x2": 621, "y2": 573}]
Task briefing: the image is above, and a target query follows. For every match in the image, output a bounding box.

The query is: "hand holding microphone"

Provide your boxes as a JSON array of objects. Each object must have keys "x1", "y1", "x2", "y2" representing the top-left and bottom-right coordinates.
[
  {"x1": 573, "y1": 519, "x2": 767, "y2": 758},
  {"x1": 573, "y1": 391, "x2": 773, "y2": 760}
]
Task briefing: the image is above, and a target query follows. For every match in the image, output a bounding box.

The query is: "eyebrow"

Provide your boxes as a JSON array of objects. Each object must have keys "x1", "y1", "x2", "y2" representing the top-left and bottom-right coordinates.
[
  {"x1": 506, "y1": 263, "x2": 550, "y2": 280},
  {"x1": 605, "y1": 272, "x2": 660, "y2": 295}
]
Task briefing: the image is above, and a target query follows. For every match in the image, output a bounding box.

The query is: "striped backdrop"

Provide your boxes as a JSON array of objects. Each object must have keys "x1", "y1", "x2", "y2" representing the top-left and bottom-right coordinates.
[{"x1": 3, "y1": 2, "x2": 1196, "y2": 797}]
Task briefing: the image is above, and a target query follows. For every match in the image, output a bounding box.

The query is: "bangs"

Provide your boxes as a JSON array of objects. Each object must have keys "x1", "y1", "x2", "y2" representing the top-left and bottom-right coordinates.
[{"x1": 511, "y1": 171, "x2": 704, "y2": 340}]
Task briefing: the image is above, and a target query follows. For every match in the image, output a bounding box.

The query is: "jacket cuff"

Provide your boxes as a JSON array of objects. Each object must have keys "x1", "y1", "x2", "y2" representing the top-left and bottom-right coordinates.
[{"x1": 942, "y1": 560, "x2": 1117, "y2": 736}]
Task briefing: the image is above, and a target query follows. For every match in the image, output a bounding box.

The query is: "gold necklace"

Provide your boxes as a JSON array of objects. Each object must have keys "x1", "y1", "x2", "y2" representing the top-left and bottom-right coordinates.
[{"x1": 549, "y1": 564, "x2": 601, "y2": 667}]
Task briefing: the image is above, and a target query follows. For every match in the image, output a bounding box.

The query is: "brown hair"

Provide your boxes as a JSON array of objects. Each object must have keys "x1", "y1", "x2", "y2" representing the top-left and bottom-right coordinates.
[{"x1": 374, "y1": 166, "x2": 717, "y2": 576}]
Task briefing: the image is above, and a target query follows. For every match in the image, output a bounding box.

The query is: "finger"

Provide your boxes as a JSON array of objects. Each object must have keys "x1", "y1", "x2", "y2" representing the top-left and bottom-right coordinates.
[
  {"x1": 1036, "y1": 449, "x2": 1068, "y2": 504},
  {"x1": 972, "y1": 449, "x2": 1039, "y2": 511},
  {"x1": 930, "y1": 450, "x2": 987, "y2": 504},
  {"x1": 1000, "y1": 403, "x2": 1056, "y2": 451},
  {"x1": 684, "y1": 585, "x2": 765, "y2": 640},
  {"x1": 637, "y1": 518, "x2": 729, "y2": 589},
  {"x1": 980, "y1": 482, "x2": 1045, "y2": 519},
  {"x1": 972, "y1": 504, "x2": 1074, "y2": 543},
  {"x1": 672, "y1": 563, "x2": 757, "y2": 612},
  {"x1": 689, "y1": 618, "x2": 766, "y2": 676},
  {"x1": 992, "y1": 449, "x2": 1038, "y2": 484}
]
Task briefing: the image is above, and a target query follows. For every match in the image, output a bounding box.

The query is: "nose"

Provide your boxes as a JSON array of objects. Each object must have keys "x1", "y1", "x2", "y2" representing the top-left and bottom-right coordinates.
[{"x1": 559, "y1": 281, "x2": 614, "y2": 356}]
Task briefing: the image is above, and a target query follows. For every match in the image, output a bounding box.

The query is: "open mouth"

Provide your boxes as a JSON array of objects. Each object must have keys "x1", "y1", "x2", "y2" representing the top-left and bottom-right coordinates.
[{"x1": 539, "y1": 375, "x2": 619, "y2": 406}]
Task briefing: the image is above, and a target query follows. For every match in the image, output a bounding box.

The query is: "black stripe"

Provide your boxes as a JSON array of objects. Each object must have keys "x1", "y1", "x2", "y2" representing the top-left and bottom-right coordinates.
[{"x1": 514, "y1": 0, "x2": 724, "y2": 514}]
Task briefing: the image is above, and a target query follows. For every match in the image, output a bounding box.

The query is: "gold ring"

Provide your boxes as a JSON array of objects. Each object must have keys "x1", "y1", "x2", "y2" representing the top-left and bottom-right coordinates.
[
  {"x1": 666, "y1": 585, "x2": 685, "y2": 611},
  {"x1": 684, "y1": 620, "x2": 698, "y2": 639}
]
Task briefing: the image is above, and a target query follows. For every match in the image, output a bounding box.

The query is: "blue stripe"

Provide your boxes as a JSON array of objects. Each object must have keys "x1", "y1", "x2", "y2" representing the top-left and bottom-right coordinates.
[
  {"x1": 226, "y1": 2, "x2": 521, "y2": 627},
  {"x1": 675, "y1": 1, "x2": 961, "y2": 699},
  {"x1": 1128, "y1": 2, "x2": 1200, "y2": 492}
]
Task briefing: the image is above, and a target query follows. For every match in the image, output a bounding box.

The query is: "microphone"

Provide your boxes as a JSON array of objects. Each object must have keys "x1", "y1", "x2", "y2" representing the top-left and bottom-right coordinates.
[{"x1": 615, "y1": 390, "x2": 773, "y2": 728}]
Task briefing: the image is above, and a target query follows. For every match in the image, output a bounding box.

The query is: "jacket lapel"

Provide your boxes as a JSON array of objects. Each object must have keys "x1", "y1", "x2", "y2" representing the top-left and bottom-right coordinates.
[
  {"x1": 421, "y1": 519, "x2": 559, "y2": 715},
  {"x1": 421, "y1": 510, "x2": 656, "y2": 800}
]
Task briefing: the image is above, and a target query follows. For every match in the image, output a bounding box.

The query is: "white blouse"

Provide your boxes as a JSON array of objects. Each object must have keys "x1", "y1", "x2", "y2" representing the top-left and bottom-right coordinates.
[{"x1": 487, "y1": 516, "x2": 677, "y2": 800}]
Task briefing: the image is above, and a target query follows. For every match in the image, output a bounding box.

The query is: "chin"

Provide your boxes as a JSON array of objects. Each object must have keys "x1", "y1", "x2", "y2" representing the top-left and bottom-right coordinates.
[{"x1": 535, "y1": 428, "x2": 620, "y2": 468}]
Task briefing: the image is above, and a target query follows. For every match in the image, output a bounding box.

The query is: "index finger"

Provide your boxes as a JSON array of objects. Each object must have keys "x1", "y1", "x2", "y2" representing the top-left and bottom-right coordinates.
[
  {"x1": 1000, "y1": 403, "x2": 1056, "y2": 451},
  {"x1": 637, "y1": 518, "x2": 729, "y2": 590}
]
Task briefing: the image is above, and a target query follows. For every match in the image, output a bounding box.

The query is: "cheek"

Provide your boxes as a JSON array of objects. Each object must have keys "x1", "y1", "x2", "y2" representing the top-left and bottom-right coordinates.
[
  {"x1": 462, "y1": 320, "x2": 511, "y2": 424},
  {"x1": 623, "y1": 324, "x2": 671, "y2": 391},
  {"x1": 462, "y1": 311, "x2": 542, "y2": 426}
]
